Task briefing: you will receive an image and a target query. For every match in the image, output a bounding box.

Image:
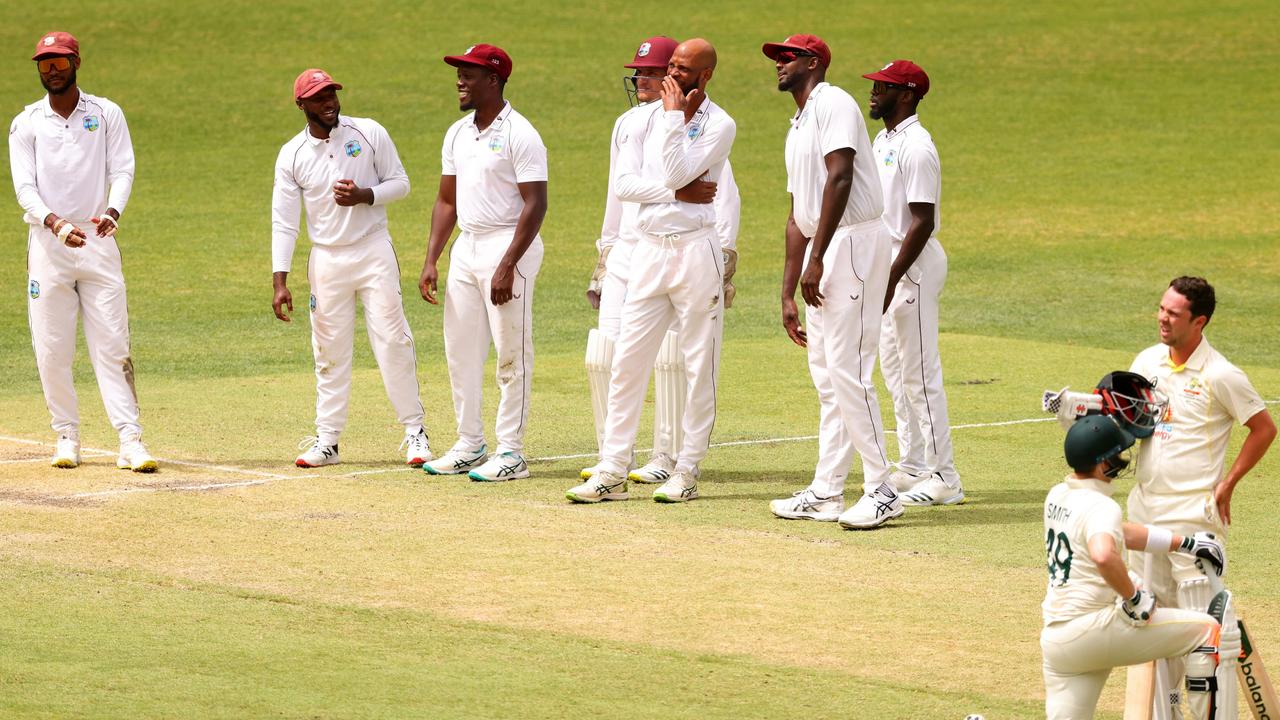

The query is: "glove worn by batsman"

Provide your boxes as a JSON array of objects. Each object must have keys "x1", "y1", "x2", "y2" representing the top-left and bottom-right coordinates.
[
  {"x1": 722, "y1": 248, "x2": 737, "y2": 309},
  {"x1": 587, "y1": 244, "x2": 612, "y2": 296},
  {"x1": 1119, "y1": 588, "x2": 1157, "y2": 626},
  {"x1": 1179, "y1": 531, "x2": 1225, "y2": 576}
]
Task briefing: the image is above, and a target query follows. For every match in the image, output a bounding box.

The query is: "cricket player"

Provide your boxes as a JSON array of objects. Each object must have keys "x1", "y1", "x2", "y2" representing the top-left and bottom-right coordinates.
[
  {"x1": 582, "y1": 36, "x2": 740, "y2": 484},
  {"x1": 863, "y1": 60, "x2": 964, "y2": 506},
  {"x1": 1042, "y1": 414, "x2": 1226, "y2": 720},
  {"x1": 9, "y1": 31, "x2": 156, "y2": 472},
  {"x1": 567, "y1": 38, "x2": 735, "y2": 504},
  {"x1": 1126, "y1": 276, "x2": 1276, "y2": 719},
  {"x1": 271, "y1": 69, "x2": 430, "y2": 469},
  {"x1": 761, "y1": 34, "x2": 900, "y2": 528},
  {"x1": 418, "y1": 44, "x2": 548, "y2": 482}
]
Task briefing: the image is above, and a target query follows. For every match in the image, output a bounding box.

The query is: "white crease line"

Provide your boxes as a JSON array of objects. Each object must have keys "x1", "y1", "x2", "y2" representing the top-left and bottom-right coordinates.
[{"x1": 0, "y1": 451, "x2": 114, "y2": 465}]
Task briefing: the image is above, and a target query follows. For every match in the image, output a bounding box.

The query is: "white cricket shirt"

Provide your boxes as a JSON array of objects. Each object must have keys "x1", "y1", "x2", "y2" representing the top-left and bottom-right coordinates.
[
  {"x1": 598, "y1": 102, "x2": 674, "y2": 250},
  {"x1": 1130, "y1": 338, "x2": 1268, "y2": 496},
  {"x1": 1041, "y1": 476, "x2": 1125, "y2": 624},
  {"x1": 872, "y1": 114, "x2": 941, "y2": 246},
  {"x1": 441, "y1": 101, "x2": 547, "y2": 235},
  {"x1": 615, "y1": 98, "x2": 736, "y2": 238},
  {"x1": 9, "y1": 92, "x2": 135, "y2": 226},
  {"x1": 271, "y1": 115, "x2": 410, "y2": 273},
  {"x1": 784, "y1": 82, "x2": 882, "y2": 239}
]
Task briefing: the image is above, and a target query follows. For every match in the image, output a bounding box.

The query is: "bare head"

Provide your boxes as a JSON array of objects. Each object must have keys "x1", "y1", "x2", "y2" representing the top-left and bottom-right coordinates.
[{"x1": 668, "y1": 38, "x2": 717, "y2": 95}]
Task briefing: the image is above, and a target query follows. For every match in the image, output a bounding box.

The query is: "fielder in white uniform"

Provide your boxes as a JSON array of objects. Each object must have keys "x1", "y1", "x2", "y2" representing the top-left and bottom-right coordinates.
[
  {"x1": 583, "y1": 36, "x2": 740, "y2": 485},
  {"x1": 567, "y1": 38, "x2": 735, "y2": 504},
  {"x1": 1126, "y1": 277, "x2": 1275, "y2": 720},
  {"x1": 863, "y1": 60, "x2": 964, "y2": 506},
  {"x1": 9, "y1": 31, "x2": 156, "y2": 472},
  {"x1": 418, "y1": 44, "x2": 548, "y2": 482},
  {"x1": 1042, "y1": 414, "x2": 1225, "y2": 720},
  {"x1": 271, "y1": 69, "x2": 430, "y2": 469},
  {"x1": 761, "y1": 34, "x2": 900, "y2": 529}
]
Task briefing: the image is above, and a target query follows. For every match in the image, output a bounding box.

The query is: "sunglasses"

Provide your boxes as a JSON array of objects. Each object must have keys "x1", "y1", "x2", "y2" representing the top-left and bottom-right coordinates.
[
  {"x1": 37, "y1": 56, "x2": 73, "y2": 73},
  {"x1": 776, "y1": 50, "x2": 814, "y2": 64},
  {"x1": 871, "y1": 80, "x2": 909, "y2": 94}
]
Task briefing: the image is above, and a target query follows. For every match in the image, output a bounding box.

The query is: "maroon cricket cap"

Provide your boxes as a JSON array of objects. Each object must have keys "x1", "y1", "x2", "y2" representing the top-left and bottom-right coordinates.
[
  {"x1": 33, "y1": 31, "x2": 79, "y2": 59},
  {"x1": 862, "y1": 59, "x2": 930, "y2": 97},
  {"x1": 761, "y1": 34, "x2": 831, "y2": 68},
  {"x1": 294, "y1": 68, "x2": 343, "y2": 100},
  {"x1": 444, "y1": 44, "x2": 513, "y2": 80},
  {"x1": 624, "y1": 36, "x2": 678, "y2": 69}
]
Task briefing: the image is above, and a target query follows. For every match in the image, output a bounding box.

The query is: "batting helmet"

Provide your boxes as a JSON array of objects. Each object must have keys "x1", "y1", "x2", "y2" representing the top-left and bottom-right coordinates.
[
  {"x1": 1064, "y1": 414, "x2": 1136, "y2": 478},
  {"x1": 1096, "y1": 371, "x2": 1167, "y2": 439}
]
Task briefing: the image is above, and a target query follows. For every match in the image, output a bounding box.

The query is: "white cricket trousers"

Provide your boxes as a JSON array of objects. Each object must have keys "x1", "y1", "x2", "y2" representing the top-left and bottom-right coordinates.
[
  {"x1": 1041, "y1": 605, "x2": 1217, "y2": 720},
  {"x1": 878, "y1": 239, "x2": 959, "y2": 485},
  {"x1": 598, "y1": 227, "x2": 723, "y2": 476},
  {"x1": 805, "y1": 219, "x2": 893, "y2": 497},
  {"x1": 443, "y1": 230, "x2": 542, "y2": 454},
  {"x1": 307, "y1": 234, "x2": 425, "y2": 446},
  {"x1": 597, "y1": 240, "x2": 634, "y2": 340},
  {"x1": 26, "y1": 223, "x2": 142, "y2": 441}
]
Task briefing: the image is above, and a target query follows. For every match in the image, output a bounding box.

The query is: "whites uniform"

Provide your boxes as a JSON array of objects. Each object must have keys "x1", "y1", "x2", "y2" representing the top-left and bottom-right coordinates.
[
  {"x1": 440, "y1": 101, "x2": 547, "y2": 455},
  {"x1": 596, "y1": 98, "x2": 736, "y2": 477},
  {"x1": 9, "y1": 92, "x2": 141, "y2": 441},
  {"x1": 872, "y1": 114, "x2": 959, "y2": 487},
  {"x1": 272, "y1": 115, "x2": 424, "y2": 446},
  {"x1": 786, "y1": 82, "x2": 892, "y2": 497},
  {"x1": 1041, "y1": 475, "x2": 1218, "y2": 720}
]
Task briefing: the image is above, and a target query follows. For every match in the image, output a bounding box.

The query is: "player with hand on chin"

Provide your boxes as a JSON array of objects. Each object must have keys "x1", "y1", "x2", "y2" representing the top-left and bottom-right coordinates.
[
  {"x1": 272, "y1": 69, "x2": 430, "y2": 469},
  {"x1": 9, "y1": 31, "x2": 156, "y2": 472},
  {"x1": 1041, "y1": 414, "x2": 1225, "y2": 720}
]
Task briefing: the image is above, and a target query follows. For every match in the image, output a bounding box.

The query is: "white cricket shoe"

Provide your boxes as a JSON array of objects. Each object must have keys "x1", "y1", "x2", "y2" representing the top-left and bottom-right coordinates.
[
  {"x1": 770, "y1": 489, "x2": 844, "y2": 521},
  {"x1": 837, "y1": 482, "x2": 904, "y2": 530},
  {"x1": 901, "y1": 473, "x2": 966, "y2": 506},
  {"x1": 653, "y1": 470, "x2": 699, "y2": 503},
  {"x1": 117, "y1": 437, "x2": 158, "y2": 473},
  {"x1": 630, "y1": 452, "x2": 675, "y2": 484},
  {"x1": 566, "y1": 470, "x2": 629, "y2": 503},
  {"x1": 580, "y1": 453, "x2": 636, "y2": 479},
  {"x1": 888, "y1": 468, "x2": 922, "y2": 493},
  {"x1": 468, "y1": 451, "x2": 530, "y2": 482},
  {"x1": 51, "y1": 434, "x2": 80, "y2": 469},
  {"x1": 296, "y1": 437, "x2": 339, "y2": 468},
  {"x1": 423, "y1": 443, "x2": 487, "y2": 475},
  {"x1": 401, "y1": 429, "x2": 433, "y2": 467}
]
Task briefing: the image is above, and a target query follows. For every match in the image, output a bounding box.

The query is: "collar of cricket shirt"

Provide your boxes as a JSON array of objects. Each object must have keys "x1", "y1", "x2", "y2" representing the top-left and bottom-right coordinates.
[
  {"x1": 791, "y1": 81, "x2": 829, "y2": 126},
  {"x1": 1162, "y1": 336, "x2": 1213, "y2": 373},
  {"x1": 1064, "y1": 474, "x2": 1116, "y2": 496},
  {"x1": 469, "y1": 100, "x2": 512, "y2": 138},
  {"x1": 885, "y1": 113, "x2": 921, "y2": 139}
]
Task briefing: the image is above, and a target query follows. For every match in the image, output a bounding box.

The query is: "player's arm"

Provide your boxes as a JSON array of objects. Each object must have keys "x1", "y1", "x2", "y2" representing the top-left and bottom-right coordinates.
[
  {"x1": 1088, "y1": 533, "x2": 1138, "y2": 600},
  {"x1": 884, "y1": 143, "x2": 940, "y2": 310},
  {"x1": 714, "y1": 161, "x2": 742, "y2": 308},
  {"x1": 780, "y1": 199, "x2": 808, "y2": 348},
  {"x1": 589, "y1": 119, "x2": 626, "y2": 309},
  {"x1": 94, "y1": 102, "x2": 134, "y2": 237},
  {"x1": 885, "y1": 202, "x2": 934, "y2": 311},
  {"x1": 1215, "y1": 408, "x2": 1277, "y2": 525},
  {"x1": 490, "y1": 179, "x2": 547, "y2": 306},
  {"x1": 9, "y1": 115, "x2": 87, "y2": 247},
  {"x1": 419, "y1": 175, "x2": 457, "y2": 305},
  {"x1": 657, "y1": 79, "x2": 735, "y2": 190},
  {"x1": 1121, "y1": 522, "x2": 1225, "y2": 575},
  {"x1": 798, "y1": 147, "x2": 854, "y2": 308},
  {"x1": 270, "y1": 148, "x2": 303, "y2": 322}
]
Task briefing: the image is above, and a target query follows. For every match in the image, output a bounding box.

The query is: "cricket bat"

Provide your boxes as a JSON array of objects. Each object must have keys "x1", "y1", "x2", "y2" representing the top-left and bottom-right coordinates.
[
  {"x1": 1237, "y1": 619, "x2": 1279, "y2": 720},
  {"x1": 1124, "y1": 661, "x2": 1156, "y2": 720}
]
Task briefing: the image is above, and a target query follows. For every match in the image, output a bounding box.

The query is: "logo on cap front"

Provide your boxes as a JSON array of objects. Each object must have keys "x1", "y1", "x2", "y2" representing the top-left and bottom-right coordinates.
[
  {"x1": 344, "y1": 140, "x2": 361, "y2": 158},
  {"x1": 44, "y1": 36, "x2": 56, "y2": 46},
  {"x1": 312, "y1": 72, "x2": 325, "y2": 81},
  {"x1": 881, "y1": 62, "x2": 893, "y2": 71},
  {"x1": 637, "y1": 42, "x2": 651, "y2": 57},
  {"x1": 83, "y1": 116, "x2": 99, "y2": 132},
  {"x1": 465, "y1": 45, "x2": 476, "y2": 54}
]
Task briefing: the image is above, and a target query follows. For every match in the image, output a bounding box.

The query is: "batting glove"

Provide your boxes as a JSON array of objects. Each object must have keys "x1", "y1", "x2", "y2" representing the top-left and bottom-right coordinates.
[
  {"x1": 1119, "y1": 588, "x2": 1156, "y2": 626},
  {"x1": 1180, "y1": 532, "x2": 1225, "y2": 576},
  {"x1": 587, "y1": 244, "x2": 612, "y2": 295},
  {"x1": 722, "y1": 248, "x2": 738, "y2": 309}
]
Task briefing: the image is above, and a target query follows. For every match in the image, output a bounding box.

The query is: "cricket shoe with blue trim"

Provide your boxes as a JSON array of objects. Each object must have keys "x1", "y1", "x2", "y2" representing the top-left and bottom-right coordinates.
[
  {"x1": 296, "y1": 437, "x2": 339, "y2": 468},
  {"x1": 423, "y1": 443, "x2": 487, "y2": 475},
  {"x1": 770, "y1": 489, "x2": 844, "y2": 521},
  {"x1": 468, "y1": 451, "x2": 530, "y2": 482},
  {"x1": 900, "y1": 473, "x2": 965, "y2": 506},
  {"x1": 629, "y1": 452, "x2": 675, "y2": 484},
  {"x1": 837, "y1": 482, "x2": 904, "y2": 529},
  {"x1": 566, "y1": 471, "x2": 629, "y2": 503},
  {"x1": 653, "y1": 470, "x2": 699, "y2": 503}
]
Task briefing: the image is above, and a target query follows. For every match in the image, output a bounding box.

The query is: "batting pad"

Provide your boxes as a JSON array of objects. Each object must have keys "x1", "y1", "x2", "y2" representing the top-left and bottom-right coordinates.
[
  {"x1": 585, "y1": 329, "x2": 615, "y2": 450},
  {"x1": 654, "y1": 329, "x2": 686, "y2": 458}
]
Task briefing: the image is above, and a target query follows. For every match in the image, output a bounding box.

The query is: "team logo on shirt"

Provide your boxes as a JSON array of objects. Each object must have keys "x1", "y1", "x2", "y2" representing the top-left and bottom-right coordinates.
[
  {"x1": 488, "y1": 135, "x2": 505, "y2": 153},
  {"x1": 882, "y1": 148, "x2": 897, "y2": 167},
  {"x1": 687, "y1": 124, "x2": 703, "y2": 141},
  {"x1": 344, "y1": 140, "x2": 361, "y2": 158},
  {"x1": 309, "y1": 294, "x2": 317, "y2": 311},
  {"x1": 83, "y1": 116, "x2": 100, "y2": 132},
  {"x1": 28, "y1": 279, "x2": 40, "y2": 299}
]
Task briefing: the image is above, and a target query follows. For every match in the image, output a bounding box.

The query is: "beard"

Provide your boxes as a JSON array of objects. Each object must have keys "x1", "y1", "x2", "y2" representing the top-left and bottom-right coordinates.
[
  {"x1": 40, "y1": 68, "x2": 77, "y2": 95},
  {"x1": 303, "y1": 105, "x2": 339, "y2": 130},
  {"x1": 869, "y1": 99, "x2": 893, "y2": 121}
]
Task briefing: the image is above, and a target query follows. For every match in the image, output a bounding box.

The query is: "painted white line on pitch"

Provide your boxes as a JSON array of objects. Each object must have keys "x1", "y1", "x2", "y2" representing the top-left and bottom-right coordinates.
[{"x1": 0, "y1": 451, "x2": 114, "y2": 465}]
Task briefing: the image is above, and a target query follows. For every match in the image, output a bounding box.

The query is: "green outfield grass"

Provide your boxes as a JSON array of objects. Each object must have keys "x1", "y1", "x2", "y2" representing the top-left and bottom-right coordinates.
[{"x1": 2, "y1": 1, "x2": 1277, "y2": 718}]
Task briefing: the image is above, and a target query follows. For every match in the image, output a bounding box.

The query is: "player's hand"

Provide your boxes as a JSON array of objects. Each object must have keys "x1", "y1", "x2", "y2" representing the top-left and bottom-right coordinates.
[
  {"x1": 586, "y1": 290, "x2": 601, "y2": 310},
  {"x1": 661, "y1": 76, "x2": 689, "y2": 113},
  {"x1": 419, "y1": 263, "x2": 440, "y2": 305},
  {"x1": 272, "y1": 284, "x2": 293, "y2": 322},
  {"x1": 1119, "y1": 588, "x2": 1156, "y2": 626},
  {"x1": 490, "y1": 260, "x2": 517, "y2": 306},
  {"x1": 781, "y1": 296, "x2": 807, "y2": 347},
  {"x1": 674, "y1": 179, "x2": 717, "y2": 204},
  {"x1": 587, "y1": 245, "x2": 611, "y2": 308},
  {"x1": 799, "y1": 259, "x2": 824, "y2": 307},
  {"x1": 1213, "y1": 482, "x2": 1234, "y2": 527},
  {"x1": 333, "y1": 179, "x2": 373, "y2": 207},
  {"x1": 91, "y1": 214, "x2": 118, "y2": 238},
  {"x1": 52, "y1": 219, "x2": 87, "y2": 248},
  {"x1": 1181, "y1": 532, "x2": 1226, "y2": 576}
]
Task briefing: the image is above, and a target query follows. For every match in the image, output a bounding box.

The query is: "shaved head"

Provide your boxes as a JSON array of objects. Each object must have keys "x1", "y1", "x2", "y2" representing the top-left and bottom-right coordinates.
[{"x1": 668, "y1": 38, "x2": 718, "y2": 95}]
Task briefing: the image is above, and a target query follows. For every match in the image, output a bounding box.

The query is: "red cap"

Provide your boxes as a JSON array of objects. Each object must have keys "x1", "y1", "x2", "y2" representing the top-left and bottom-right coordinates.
[
  {"x1": 624, "y1": 36, "x2": 678, "y2": 69},
  {"x1": 33, "y1": 31, "x2": 79, "y2": 59},
  {"x1": 862, "y1": 60, "x2": 930, "y2": 97},
  {"x1": 761, "y1": 34, "x2": 831, "y2": 68},
  {"x1": 444, "y1": 44, "x2": 513, "y2": 81},
  {"x1": 294, "y1": 68, "x2": 343, "y2": 100}
]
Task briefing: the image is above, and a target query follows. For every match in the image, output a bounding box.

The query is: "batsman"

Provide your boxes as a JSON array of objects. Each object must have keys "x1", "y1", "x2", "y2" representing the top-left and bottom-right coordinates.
[{"x1": 1127, "y1": 277, "x2": 1276, "y2": 719}]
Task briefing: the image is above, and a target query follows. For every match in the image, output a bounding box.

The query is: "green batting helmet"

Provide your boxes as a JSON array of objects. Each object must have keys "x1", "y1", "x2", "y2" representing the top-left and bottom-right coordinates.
[{"x1": 1064, "y1": 415, "x2": 1135, "y2": 477}]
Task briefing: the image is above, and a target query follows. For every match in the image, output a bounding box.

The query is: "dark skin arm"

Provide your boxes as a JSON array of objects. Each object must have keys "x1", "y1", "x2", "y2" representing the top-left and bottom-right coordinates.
[
  {"x1": 41, "y1": 212, "x2": 89, "y2": 247},
  {"x1": 798, "y1": 148, "x2": 854, "y2": 307},
  {"x1": 1213, "y1": 409, "x2": 1276, "y2": 525},
  {"x1": 781, "y1": 200, "x2": 809, "y2": 348},
  {"x1": 418, "y1": 176, "x2": 459, "y2": 305},
  {"x1": 490, "y1": 180, "x2": 547, "y2": 306},
  {"x1": 332, "y1": 179, "x2": 375, "y2": 207},
  {"x1": 272, "y1": 271, "x2": 293, "y2": 322},
  {"x1": 883, "y1": 201, "x2": 936, "y2": 312}
]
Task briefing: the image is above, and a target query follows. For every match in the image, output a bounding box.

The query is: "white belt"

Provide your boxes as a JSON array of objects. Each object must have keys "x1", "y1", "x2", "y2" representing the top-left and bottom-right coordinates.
[{"x1": 837, "y1": 217, "x2": 888, "y2": 236}]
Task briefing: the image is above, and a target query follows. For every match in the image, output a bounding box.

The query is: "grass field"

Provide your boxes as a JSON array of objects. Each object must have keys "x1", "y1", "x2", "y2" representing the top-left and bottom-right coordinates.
[{"x1": 2, "y1": 1, "x2": 1278, "y2": 718}]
